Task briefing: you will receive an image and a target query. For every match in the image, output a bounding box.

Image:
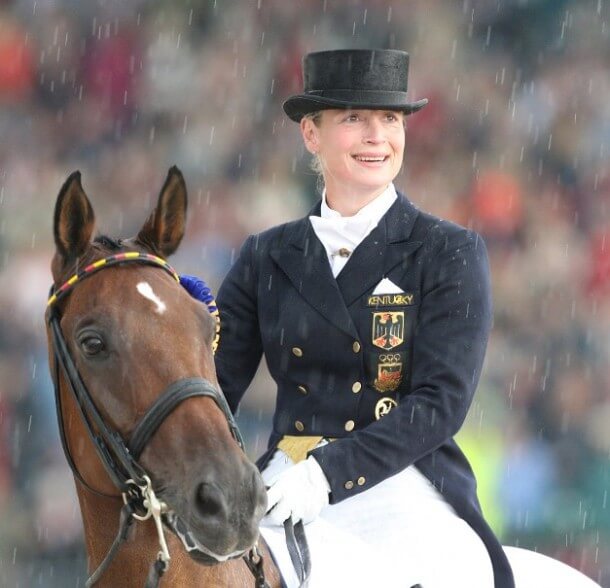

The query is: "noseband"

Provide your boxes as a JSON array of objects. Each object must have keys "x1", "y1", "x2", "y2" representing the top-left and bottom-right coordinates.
[{"x1": 46, "y1": 252, "x2": 270, "y2": 587}]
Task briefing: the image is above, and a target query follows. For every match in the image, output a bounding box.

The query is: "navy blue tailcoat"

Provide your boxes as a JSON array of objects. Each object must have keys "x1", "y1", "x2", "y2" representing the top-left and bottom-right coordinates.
[{"x1": 215, "y1": 194, "x2": 514, "y2": 588}]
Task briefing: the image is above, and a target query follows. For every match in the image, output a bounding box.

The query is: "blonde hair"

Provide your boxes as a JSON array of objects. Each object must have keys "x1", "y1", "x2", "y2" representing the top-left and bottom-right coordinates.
[{"x1": 302, "y1": 111, "x2": 324, "y2": 192}]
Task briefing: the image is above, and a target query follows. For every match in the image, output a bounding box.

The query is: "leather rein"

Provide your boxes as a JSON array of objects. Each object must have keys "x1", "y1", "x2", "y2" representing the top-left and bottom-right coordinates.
[{"x1": 45, "y1": 252, "x2": 301, "y2": 588}]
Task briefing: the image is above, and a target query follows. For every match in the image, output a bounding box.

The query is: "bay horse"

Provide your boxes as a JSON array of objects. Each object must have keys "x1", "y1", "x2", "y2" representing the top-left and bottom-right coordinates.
[
  {"x1": 46, "y1": 167, "x2": 282, "y2": 587},
  {"x1": 46, "y1": 167, "x2": 603, "y2": 588}
]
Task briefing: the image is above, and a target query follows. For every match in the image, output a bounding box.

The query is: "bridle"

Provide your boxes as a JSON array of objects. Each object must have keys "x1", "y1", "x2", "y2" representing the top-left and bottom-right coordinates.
[{"x1": 46, "y1": 251, "x2": 280, "y2": 588}]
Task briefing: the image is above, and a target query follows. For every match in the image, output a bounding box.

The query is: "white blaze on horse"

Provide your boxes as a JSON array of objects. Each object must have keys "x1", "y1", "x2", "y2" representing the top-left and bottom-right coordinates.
[{"x1": 46, "y1": 167, "x2": 600, "y2": 588}]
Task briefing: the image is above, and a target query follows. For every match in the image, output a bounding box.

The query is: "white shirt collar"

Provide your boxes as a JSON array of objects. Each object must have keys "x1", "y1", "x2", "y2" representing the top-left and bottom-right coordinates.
[
  {"x1": 320, "y1": 183, "x2": 398, "y2": 223},
  {"x1": 309, "y1": 184, "x2": 398, "y2": 278}
]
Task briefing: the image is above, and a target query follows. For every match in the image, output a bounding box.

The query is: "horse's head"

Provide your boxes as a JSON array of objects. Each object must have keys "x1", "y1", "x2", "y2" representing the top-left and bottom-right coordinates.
[{"x1": 47, "y1": 167, "x2": 266, "y2": 565}]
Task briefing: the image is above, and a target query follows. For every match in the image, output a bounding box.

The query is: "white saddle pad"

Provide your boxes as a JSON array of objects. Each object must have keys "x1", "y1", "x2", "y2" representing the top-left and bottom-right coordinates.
[
  {"x1": 260, "y1": 449, "x2": 494, "y2": 588},
  {"x1": 260, "y1": 517, "x2": 421, "y2": 587}
]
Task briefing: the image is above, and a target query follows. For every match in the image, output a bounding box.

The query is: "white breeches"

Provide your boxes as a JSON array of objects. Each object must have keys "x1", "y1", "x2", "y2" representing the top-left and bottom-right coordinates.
[{"x1": 259, "y1": 449, "x2": 494, "y2": 588}]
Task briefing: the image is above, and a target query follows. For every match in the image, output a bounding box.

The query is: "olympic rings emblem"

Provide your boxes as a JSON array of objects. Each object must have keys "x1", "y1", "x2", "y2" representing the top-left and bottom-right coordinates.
[{"x1": 379, "y1": 353, "x2": 401, "y2": 363}]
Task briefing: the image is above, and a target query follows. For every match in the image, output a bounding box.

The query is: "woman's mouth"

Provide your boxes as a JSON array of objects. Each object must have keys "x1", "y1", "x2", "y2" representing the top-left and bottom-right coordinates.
[{"x1": 352, "y1": 154, "x2": 390, "y2": 167}]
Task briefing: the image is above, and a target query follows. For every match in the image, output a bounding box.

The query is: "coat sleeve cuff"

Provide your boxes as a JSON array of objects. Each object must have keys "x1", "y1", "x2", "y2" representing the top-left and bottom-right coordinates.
[{"x1": 308, "y1": 442, "x2": 370, "y2": 504}]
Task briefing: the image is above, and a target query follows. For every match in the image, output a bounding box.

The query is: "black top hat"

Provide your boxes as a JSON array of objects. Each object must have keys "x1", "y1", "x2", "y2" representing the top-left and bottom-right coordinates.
[{"x1": 283, "y1": 49, "x2": 428, "y2": 123}]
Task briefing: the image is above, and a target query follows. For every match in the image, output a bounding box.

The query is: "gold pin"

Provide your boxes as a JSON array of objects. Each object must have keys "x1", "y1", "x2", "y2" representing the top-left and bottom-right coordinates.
[
  {"x1": 375, "y1": 398, "x2": 397, "y2": 420},
  {"x1": 373, "y1": 355, "x2": 403, "y2": 393}
]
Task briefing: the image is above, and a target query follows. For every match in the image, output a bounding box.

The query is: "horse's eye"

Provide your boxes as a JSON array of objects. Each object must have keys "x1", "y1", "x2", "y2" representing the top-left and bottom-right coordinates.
[{"x1": 80, "y1": 336, "x2": 105, "y2": 356}]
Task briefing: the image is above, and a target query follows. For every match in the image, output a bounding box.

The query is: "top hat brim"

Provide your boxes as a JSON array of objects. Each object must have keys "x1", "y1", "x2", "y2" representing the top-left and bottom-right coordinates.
[{"x1": 282, "y1": 93, "x2": 429, "y2": 123}]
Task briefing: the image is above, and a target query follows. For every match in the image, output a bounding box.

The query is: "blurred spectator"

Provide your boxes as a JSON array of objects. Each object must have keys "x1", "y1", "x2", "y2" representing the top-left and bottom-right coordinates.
[
  {"x1": 470, "y1": 170, "x2": 525, "y2": 247},
  {"x1": 0, "y1": 15, "x2": 33, "y2": 101}
]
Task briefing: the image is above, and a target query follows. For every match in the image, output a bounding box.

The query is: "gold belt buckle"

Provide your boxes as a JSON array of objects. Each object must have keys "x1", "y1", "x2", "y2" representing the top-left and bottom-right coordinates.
[{"x1": 277, "y1": 435, "x2": 335, "y2": 463}]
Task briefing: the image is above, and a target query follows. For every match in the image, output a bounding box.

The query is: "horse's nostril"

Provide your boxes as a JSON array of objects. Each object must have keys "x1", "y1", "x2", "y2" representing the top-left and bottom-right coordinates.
[{"x1": 195, "y1": 482, "x2": 225, "y2": 519}]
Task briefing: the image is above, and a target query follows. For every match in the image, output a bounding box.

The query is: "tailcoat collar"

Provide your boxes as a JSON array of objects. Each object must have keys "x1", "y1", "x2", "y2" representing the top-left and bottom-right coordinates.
[
  {"x1": 296, "y1": 191, "x2": 421, "y2": 246},
  {"x1": 270, "y1": 193, "x2": 423, "y2": 336}
]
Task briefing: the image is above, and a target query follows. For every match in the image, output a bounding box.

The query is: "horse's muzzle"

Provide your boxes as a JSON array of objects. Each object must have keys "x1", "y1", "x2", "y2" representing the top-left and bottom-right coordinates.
[{"x1": 163, "y1": 458, "x2": 267, "y2": 563}]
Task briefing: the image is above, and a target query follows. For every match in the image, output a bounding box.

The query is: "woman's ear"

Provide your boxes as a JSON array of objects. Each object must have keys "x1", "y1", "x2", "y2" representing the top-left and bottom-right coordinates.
[{"x1": 300, "y1": 117, "x2": 319, "y2": 155}]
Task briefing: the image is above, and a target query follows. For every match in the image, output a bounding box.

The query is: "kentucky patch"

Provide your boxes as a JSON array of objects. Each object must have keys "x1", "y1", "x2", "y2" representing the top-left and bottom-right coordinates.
[
  {"x1": 372, "y1": 311, "x2": 405, "y2": 350},
  {"x1": 367, "y1": 293, "x2": 414, "y2": 307}
]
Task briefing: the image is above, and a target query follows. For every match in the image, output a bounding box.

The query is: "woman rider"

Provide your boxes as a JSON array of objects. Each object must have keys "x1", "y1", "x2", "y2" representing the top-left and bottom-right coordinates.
[{"x1": 183, "y1": 49, "x2": 514, "y2": 587}]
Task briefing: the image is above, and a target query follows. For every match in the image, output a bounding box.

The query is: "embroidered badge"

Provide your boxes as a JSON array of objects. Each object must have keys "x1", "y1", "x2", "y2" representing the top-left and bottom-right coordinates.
[
  {"x1": 367, "y1": 293, "x2": 414, "y2": 307},
  {"x1": 372, "y1": 311, "x2": 405, "y2": 350},
  {"x1": 375, "y1": 397, "x2": 398, "y2": 420},
  {"x1": 373, "y1": 353, "x2": 403, "y2": 392}
]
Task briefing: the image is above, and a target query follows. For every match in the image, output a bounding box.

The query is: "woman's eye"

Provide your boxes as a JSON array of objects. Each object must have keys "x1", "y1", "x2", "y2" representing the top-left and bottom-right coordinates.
[
  {"x1": 386, "y1": 113, "x2": 397, "y2": 122},
  {"x1": 346, "y1": 114, "x2": 359, "y2": 122},
  {"x1": 80, "y1": 336, "x2": 105, "y2": 356}
]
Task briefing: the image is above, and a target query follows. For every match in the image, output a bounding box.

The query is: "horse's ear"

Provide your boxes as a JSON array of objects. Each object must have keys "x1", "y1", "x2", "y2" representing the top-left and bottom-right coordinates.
[
  {"x1": 53, "y1": 171, "x2": 95, "y2": 263},
  {"x1": 136, "y1": 166, "x2": 187, "y2": 257}
]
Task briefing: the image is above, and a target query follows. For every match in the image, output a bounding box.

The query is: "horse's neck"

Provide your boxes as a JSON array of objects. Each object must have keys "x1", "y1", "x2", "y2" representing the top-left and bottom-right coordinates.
[{"x1": 75, "y1": 483, "x2": 246, "y2": 587}]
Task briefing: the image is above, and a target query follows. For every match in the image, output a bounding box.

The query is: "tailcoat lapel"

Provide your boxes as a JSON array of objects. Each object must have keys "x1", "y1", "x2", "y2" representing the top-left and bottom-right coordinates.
[
  {"x1": 269, "y1": 213, "x2": 359, "y2": 339},
  {"x1": 336, "y1": 195, "x2": 423, "y2": 307},
  {"x1": 269, "y1": 194, "x2": 423, "y2": 335}
]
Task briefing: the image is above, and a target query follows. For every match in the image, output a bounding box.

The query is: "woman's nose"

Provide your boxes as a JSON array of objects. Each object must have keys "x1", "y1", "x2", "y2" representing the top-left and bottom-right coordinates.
[{"x1": 363, "y1": 118, "x2": 385, "y2": 142}]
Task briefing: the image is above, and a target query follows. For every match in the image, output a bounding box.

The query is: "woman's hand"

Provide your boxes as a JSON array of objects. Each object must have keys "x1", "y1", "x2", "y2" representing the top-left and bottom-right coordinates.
[{"x1": 265, "y1": 456, "x2": 331, "y2": 525}]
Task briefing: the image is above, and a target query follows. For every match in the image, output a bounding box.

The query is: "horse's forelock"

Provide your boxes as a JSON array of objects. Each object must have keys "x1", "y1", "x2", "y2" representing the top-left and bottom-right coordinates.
[
  {"x1": 93, "y1": 234, "x2": 124, "y2": 252},
  {"x1": 52, "y1": 235, "x2": 127, "y2": 287}
]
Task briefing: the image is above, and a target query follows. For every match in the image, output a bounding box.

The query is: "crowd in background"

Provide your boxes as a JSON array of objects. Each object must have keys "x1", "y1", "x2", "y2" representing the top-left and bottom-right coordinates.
[{"x1": 0, "y1": 0, "x2": 609, "y2": 585}]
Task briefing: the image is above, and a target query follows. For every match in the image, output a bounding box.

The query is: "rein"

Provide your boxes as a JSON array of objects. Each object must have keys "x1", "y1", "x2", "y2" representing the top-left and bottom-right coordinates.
[{"x1": 46, "y1": 252, "x2": 282, "y2": 587}]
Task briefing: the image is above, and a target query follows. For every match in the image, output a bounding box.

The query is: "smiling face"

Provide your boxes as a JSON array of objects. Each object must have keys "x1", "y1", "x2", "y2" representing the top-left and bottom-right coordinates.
[{"x1": 300, "y1": 108, "x2": 405, "y2": 207}]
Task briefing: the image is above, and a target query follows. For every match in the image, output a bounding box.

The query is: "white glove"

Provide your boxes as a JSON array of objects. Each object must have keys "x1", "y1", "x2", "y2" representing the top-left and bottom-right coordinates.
[{"x1": 265, "y1": 456, "x2": 331, "y2": 526}]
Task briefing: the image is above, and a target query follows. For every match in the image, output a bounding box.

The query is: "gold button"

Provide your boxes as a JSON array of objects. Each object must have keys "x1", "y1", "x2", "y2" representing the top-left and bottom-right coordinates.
[
  {"x1": 295, "y1": 420, "x2": 305, "y2": 432},
  {"x1": 351, "y1": 382, "x2": 362, "y2": 393},
  {"x1": 344, "y1": 480, "x2": 354, "y2": 490},
  {"x1": 344, "y1": 420, "x2": 355, "y2": 432},
  {"x1": 297, "y1": 385, "x2": 308, "y2": 395},
  {"x1": 357, "y1": 477, "x2": 366, "y2": 486},
  {"x1": 292, "y1": 347, "x2": 303, "y2": 357},
  {"x1": 338, "y1": 247, "x2": 351, "y2": 258},
  {"x1": 352, "y1": 341, "x2": 361, "y2": 353}
]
